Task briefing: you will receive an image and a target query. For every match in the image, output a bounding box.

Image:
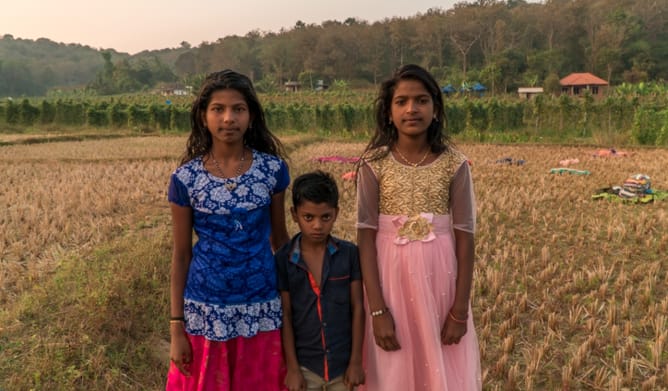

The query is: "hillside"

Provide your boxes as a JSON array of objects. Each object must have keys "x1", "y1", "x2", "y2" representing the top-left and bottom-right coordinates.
[
  {"x1": 0, "y1": 35, "x2": 185, "y2": 96},
  {"x1": 2, "y1": 0, "x2": 667, "y2": 97}
]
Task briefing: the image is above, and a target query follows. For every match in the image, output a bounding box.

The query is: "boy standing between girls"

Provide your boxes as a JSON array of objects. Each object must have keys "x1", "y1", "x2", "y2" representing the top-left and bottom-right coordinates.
[{"x1": 276, "y1": 171, "x2": 366, "y2": 391}]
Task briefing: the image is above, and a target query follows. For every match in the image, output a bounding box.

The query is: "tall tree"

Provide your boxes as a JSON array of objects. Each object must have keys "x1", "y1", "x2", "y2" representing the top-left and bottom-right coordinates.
[
  {"x1": 414, "y1": 8, "x2": 449, "y2": 69},
  {"x1": 445, "y1": 4, "x2": 482, "y2": 78}
]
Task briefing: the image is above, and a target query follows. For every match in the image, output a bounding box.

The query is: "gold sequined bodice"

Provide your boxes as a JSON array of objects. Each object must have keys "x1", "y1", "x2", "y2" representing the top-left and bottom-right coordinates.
[{"x1": 366, "y1": 148, "x2": 466, "y2": 216}]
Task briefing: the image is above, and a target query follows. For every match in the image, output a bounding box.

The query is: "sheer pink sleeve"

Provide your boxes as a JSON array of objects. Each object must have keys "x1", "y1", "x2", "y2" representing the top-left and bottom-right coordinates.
[
  {"x1": 356, "y1": 161, "x2": 379, "y2": 230},
  {"x1": 449, "y1": 160, "x2": 476, "y2": 233}
]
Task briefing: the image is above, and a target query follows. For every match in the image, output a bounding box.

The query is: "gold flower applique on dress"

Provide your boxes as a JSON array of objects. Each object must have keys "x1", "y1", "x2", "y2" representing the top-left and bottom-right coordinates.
[{"x1": 394, "y1": 213, "x2": 436, "y2": 245}]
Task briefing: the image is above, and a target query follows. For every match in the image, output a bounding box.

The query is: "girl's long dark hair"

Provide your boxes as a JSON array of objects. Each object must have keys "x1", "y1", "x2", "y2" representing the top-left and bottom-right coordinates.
[
  {"x1": 361, "y1": 64, "x2": 451, "y2": 162},
  {"x1": 180, "y1": 69, "x2": 287, "y2": 165}
]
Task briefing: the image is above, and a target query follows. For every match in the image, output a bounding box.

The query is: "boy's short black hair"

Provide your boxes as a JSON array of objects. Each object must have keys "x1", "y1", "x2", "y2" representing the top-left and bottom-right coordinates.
[{"x1": 291, "y1": 170, "x2": 339, "y2": 209}]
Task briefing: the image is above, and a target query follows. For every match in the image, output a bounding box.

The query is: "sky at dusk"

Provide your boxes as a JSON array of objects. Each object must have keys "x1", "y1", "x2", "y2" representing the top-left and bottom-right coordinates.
[{"x1": 2, "y1": 0, "x2": 466, "y2": 54}]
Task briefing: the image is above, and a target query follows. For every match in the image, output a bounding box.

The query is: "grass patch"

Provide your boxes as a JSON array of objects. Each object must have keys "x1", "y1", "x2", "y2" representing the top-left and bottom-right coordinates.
[{"x1": 0, "y1": 223, "x2": 172, "y2": 391}]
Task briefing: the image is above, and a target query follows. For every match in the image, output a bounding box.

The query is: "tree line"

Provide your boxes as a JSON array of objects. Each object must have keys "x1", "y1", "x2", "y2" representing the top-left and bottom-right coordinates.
[{"x1": 1, "y1": 0, "x2": 667, "y2": 97}]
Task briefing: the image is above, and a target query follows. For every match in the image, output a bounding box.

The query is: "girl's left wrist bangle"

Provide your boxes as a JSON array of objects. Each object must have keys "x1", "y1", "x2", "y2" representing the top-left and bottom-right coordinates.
[{"x1": 370, "y1": 308, "x2": 389, "y2": 317}]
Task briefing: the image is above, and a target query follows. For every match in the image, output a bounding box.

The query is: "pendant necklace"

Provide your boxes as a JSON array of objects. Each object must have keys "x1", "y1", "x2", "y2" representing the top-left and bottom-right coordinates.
[
  {"x1": 394, "y1": 147, "x2": 430, "y2": 167},
  {"x1": 210, "y1": 149, "x2": 245, "y2": 191}
]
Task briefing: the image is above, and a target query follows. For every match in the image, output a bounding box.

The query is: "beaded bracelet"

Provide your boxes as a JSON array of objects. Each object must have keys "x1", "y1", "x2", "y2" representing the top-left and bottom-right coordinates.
[
  {"x1": 448, "y1": 311, "x2": 467, "y2": 324},
  {"x1": 370, "y1": 308, "x2": 389, "y2": 317}
]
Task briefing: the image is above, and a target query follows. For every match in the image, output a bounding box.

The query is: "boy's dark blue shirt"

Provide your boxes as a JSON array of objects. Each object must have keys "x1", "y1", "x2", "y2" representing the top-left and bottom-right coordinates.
[{"x1": 275, "y1": 233, "x2": 361, "y2": 380}]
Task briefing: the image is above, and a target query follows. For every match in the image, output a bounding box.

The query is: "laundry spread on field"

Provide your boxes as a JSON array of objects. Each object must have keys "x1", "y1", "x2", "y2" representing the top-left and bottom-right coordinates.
[
  {"x1": 558, "y1": 158, "x2": 580, "y2": 166},
  {"x1": 494, "y1": 157, "x2": 526, "y2": 165},
  {"x1": 592, "y1": 174, "x2": 667, "y2": 203},
  {"x1": 550, "y1": 168, "x2": 591, "y2": 175},
  {"x1": 591, "y1": 148, "x2": 630, "y2": 158}
]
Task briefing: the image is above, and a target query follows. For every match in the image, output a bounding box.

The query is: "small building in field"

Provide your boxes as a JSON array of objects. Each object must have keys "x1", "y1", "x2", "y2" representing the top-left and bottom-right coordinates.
[
  {"x1": 560, "y1": 73, "x2": 608, "y2": 97},
  {"x1": 315, "y1": 79, "x2": 329, "y2": 91},
  {"x1": 284, "y1": 81, "x2": 302, "y2": 92},
  {"x1": 159, "y1": 83, "x2": 191, "y2": 96},
  {"x1": 517, "y1": 87, "x2": 544, "y2": 99}
]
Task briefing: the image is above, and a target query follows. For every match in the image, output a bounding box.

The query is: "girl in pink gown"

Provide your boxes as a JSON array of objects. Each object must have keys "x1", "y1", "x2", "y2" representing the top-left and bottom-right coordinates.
[{"x1": 356, "y1": 64, "x2": 482, "y2": 391}]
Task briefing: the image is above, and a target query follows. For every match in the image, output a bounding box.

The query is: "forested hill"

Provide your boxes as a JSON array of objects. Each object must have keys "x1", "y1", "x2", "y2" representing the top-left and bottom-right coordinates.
[
  {"x1": 0, "y1": 36, "x2": 127, "y2": 96},
  {"x1": 2, "y1": 0, "x2": 667, "y2": 97}
]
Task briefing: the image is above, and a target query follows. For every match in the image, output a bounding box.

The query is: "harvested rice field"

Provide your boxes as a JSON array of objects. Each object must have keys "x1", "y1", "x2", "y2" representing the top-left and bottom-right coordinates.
[{"x1": 0, "y1": 135, "x2": 667, "y2": 390}]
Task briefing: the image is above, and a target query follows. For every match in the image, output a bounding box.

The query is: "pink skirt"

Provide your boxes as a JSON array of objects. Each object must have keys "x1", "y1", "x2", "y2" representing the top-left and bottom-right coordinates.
[
  {"x1": 166, "y1": 330, "x2": 287, "y2": 391},
  {"x1": 360, "y1": 214, "x2": 482, "y2": 391}
]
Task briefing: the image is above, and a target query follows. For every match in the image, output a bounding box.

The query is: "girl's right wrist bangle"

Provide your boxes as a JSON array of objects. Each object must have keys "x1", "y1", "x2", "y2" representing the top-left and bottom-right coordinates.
[
  {"x1": 370, "y1": 308, "x2": 389, "y2": 317},
  {"x1": 448, "y1": 310, "x2": 467, "y2": 324}
]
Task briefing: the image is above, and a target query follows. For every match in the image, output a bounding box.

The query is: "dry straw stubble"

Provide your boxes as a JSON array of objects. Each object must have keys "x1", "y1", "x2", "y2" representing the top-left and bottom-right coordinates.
[{"x1": 1, "y1": 136, "x2": 667, "y2": 390}]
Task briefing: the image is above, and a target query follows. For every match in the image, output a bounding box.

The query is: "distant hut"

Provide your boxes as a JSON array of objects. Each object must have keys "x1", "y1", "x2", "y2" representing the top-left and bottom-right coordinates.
[
  {"x1": 560, "y1": 73, "x2": 608, "y2": 97},
  {"x1": 315, "y1": 80, "x2": 329, "y2": 91},
  {"x1": 471, "y1": 82, "x2": 487, "y2": 97},
  {"x1": 159, "y1": 83, "x2": 191, "y2": 96},
  {"x1": 441, "y1": 84, "x2": 456, "y2": 96},
  {"x1": 284, "y1": 81, "x2": 301, "y2": 92},
  {"x1": 517, "y1": 87, "x2": 544, "y2": 99}
]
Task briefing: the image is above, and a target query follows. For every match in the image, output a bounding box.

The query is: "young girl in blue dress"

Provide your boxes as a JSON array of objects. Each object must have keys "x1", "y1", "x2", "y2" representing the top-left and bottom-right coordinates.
[{"x1": 166, "y1": 69, "x2": 290, "y2": 390}]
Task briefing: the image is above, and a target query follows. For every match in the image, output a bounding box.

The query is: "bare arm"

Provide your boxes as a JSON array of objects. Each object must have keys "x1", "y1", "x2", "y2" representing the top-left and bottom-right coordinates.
[
  {"x1": 357, "y1": 228, "x2": 384, "y2": 313},
  {"x1": 170, "y1": 203, "x2": 193, "y2": 318},
  {"x1": 169, "y1": 203, "x2": 193, "y2": 374},
  {"x1": 344, "y1": 280, "x2": 366, "y2": 387},
  {"x1": 448, "y1": 160, "x2": 476, "y2": 318},
  {"x1": 441, "y1": 229, "x2": 475, "y2": 345},
  {"x1": 452, "y1": 229, "x2": 475, "y2": 317},
  {"x1": 270, "y1": 191, "x2": 290, "y2": 252},
  {"x1": 357, "y1": 228, "x2": 400, "y2": 351},
  {"x1": 280, "y1": 291, "x2": 306, "y2": 391}
]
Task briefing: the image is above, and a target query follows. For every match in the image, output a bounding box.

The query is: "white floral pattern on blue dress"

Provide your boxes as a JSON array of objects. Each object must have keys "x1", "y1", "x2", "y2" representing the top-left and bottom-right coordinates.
[{"x1": 168, "y1": 150, "x2": 289, "y2": 341}]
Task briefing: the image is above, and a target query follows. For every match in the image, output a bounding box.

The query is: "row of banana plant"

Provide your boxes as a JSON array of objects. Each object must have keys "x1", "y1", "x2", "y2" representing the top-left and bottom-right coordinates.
[{"x1": 0, "y1": 94, "x2": 666, "y2": 145}]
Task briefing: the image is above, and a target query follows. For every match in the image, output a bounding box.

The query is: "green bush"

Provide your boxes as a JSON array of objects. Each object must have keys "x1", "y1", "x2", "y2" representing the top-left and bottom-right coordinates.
[
  {"x1": 109, "y1": 103, "x2": 128, "y2": 128},
  {"x1": 4, "y1": 101, "x2": 19, "y2": 124},
  {"x1": 20, "y1": 99, "x2": 40, "y2": 126},
  {"x1": 128, "y1": 104, "x2": 151, "y2": 130},
  {"x1": 54, "y1": 100, "x2": 86, "y2": 126},
  {"x1": 632, "y1": 107, "x2": 664, "y2": 145},
  {"x1": 149, "y1": 103, "x2": 170, "y2": 130},
  {"x1": 87, "y1": 106, "x2": 109, "y2": 127},
  {"x1": 169, "y1": 106, "x2": 190, "y2": 131},
  {"x1": 40, "y1": 100, "x2": 56, "y2": 124},
  {"x1": 444, "y1": 103, "x2": 466, "y2": 134},
  {"x1": 338, "y1": 104, "x2": 355, "y2": 131}
]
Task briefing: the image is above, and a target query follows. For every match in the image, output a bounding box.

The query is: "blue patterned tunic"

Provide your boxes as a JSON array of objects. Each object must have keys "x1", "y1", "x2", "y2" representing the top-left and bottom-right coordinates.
[{"x1": 167, "y1": 150, "x2": 289, "y2": 341}]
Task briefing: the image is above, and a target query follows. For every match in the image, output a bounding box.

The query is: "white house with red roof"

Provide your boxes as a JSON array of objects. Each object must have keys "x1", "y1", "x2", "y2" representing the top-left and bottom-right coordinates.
[{"x1": 560, "y1": 72, "x2": 609, "y2": 97}]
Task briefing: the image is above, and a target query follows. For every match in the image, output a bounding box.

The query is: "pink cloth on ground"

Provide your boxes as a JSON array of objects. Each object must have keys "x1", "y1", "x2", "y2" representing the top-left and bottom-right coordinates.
[
  {"x1": 559, "y1": 158, "x2": 580, "y2": 166},
  {"x1": 359, "y1": 214, "x2": 482, "y2": 391},
  {"x1": 166, "y1": 330, "x2": 287, "y2": 391}
]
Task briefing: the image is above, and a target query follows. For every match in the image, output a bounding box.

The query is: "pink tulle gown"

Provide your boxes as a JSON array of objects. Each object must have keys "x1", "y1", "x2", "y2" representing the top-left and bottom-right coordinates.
[{"x1": 356, "y1": 148, "x2": 482, "y2": 391}]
